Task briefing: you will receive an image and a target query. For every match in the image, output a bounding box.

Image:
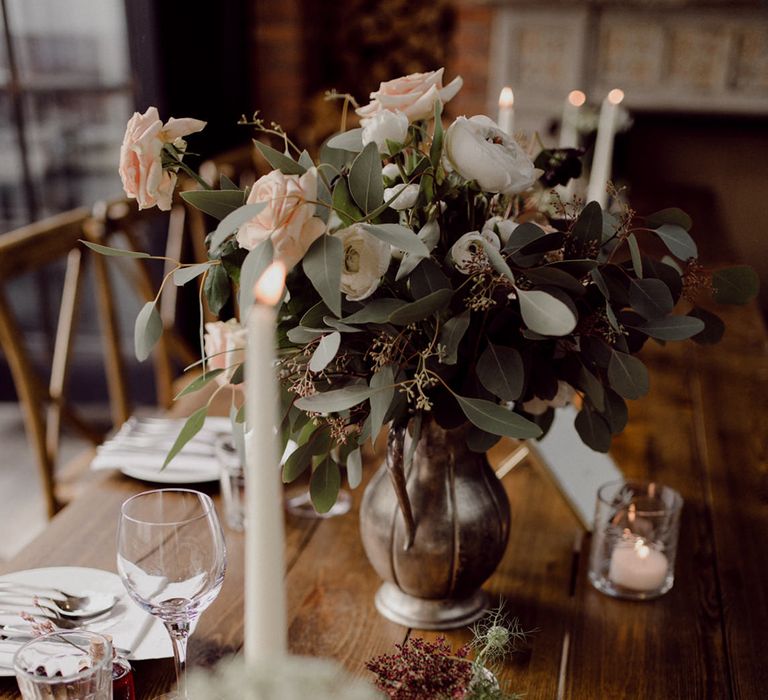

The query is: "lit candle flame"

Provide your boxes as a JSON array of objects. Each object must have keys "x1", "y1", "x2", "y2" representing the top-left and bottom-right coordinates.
[
  {"x1": 498, "y1": 87, "x2": 514, "y2": 108},
  {"x1": 608, "y1": 88, "x2": 625, "y2": 105},
  {"x1": 568, "y1": 90, "x2": 586, "y2": 107},
  {"x1": 628, "y1": 503, "x2": 636, "y2": 524},
  {"x1": 253, "y1": 261, "x2": 286, "y2": 306},
  {"x1": 634, "y1": 539, "x2": 650, "y2": 559}
]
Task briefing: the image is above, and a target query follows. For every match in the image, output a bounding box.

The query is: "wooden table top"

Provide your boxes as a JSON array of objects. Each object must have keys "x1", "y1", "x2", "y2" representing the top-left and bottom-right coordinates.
[{"x1": 1, "y1": 303, "x2": 766, "y2": 699}]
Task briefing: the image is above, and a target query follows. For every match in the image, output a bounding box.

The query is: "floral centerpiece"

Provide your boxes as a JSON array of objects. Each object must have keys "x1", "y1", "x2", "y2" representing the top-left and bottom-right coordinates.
[{"x1": 98, "y1": 68, "x2": 757, "y2": 625}]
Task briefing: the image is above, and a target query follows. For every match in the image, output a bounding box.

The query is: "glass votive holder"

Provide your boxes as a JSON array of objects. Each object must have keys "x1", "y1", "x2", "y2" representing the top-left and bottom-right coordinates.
[
  {"x1": 14, "y1": 630, "x2": 113, "y2": 700},
  {"x1": 588, "y1": 480, "x2": 683, "y2": 600},
  {"x1": 215, "y1": 436, "x2": 245, "y2": 531}
]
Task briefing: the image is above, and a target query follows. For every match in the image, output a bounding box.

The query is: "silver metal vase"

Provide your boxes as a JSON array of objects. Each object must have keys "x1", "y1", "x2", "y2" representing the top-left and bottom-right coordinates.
[{"x1": 359, "y1": 417, "x2": 510, "y2": 629}]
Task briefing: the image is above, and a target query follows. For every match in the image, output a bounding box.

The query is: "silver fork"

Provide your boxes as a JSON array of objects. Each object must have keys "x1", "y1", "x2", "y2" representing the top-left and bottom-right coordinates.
[{"x1": 0, "y1": 582, "x2": 117, "y2": 614}]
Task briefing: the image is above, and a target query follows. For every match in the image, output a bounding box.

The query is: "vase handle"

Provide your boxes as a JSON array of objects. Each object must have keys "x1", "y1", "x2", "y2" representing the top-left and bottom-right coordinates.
[{"x1": 386, "y1": 425, "x2": 416, "y2": 550}]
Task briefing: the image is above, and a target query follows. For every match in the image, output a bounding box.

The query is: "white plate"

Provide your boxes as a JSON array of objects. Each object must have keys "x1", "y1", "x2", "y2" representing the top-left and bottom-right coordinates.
[
  {"x1": 0, "y1": 566, "x2": 171, "y2": 675},
  {"x1": 119, "y1": 462, "x2": 220, "y2": 485}
]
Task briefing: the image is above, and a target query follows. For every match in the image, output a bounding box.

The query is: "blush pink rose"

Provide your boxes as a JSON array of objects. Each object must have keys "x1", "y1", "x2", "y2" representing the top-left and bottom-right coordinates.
[
  {"x1": 204, "y1": 319, "x2": 247, "y2": 385},
  {"x1": 237, "y1": 167, "x2": 326, "y2": 270},
  {"x1": 356, "y1": 68, "x2": 463, "y2": 124},
  {"x1": 119, "y1": 106, "x2": 206, "y2": 211}
]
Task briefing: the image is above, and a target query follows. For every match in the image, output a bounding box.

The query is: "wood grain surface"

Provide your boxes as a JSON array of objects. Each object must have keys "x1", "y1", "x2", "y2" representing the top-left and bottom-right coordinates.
[{"x1": 1, "y1": 303, "x2": 765, "y2": 699}]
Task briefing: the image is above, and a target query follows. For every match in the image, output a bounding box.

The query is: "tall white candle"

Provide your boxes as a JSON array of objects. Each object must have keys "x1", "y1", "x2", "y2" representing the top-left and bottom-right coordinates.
[
  {"x1": 497, "y1": 87, "x2": 514, "y2": 135},
  {"x1": 559, "y1": 90, "x2": 586, "y2": 149},
  {"x1": 586, "y1": 88, "x2": 624, "y2": 208},
  {"x1": 608, "y1": 537, "x2": 668, "y2": 592},
  {"x1": 244, "y1": 261, "x2": 288, "y2": 663}
]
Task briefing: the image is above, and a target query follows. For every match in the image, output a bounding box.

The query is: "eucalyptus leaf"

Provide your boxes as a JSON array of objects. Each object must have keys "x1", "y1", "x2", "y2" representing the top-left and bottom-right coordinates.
[
  {"x1": 570, "y1": 200, "x2": 602, "y2": 249},
  {"x1": 238, "y1": 239, "x2": 274, "y2": 316},
  {"x1": 163, "y1": 406, "x2": 208, "y2": 468},
  {"x1": 181, "y1": 189, "x2": 245, "y2": 220},
  {"x1": 653, "y1": 224, "x2": 698, "y2": 260},
  {"x1": 302, "y1": 234, "x2": 343, "y2": 317},
  {"x1": 346, "y1": 448, "x2": 363, "y2": 489},
  {"x1": 348, "y1": 142, "x2": 383, "y2": 213},
  {"x1": 204, "y1": 264, "x2": 231, "y2": 315},
  {"x1": 524, "y1": 267, "x2": 586, "y2": 296},
  {"x1": 476, "y1": 343, "x2": 524, "y2": 401},
  {"x1": 369, "y1": 365, "x2": 395, "y2": 441},
  {"x1": 574, "y1": 407, "x2": 611, "y2": 452},
  {"x1": 309, "y1": 332, "x2": 341, "y2": 373},
  {"x1": 326, "y1": 128, "x2": 364, "y2": 152},
  {"x1": 342, "y1": 298, "x2": 406, "y2": 324},
  {"x1": 332, "y1": 178, "x2": 364, "y2": 226},
  {"x1": 310, "y1": 457, "x2": 341, "y2": 514},
  {"x1": 578, "y1": 363, "x2": 605, "y2": 411},
  {"x1": 627, "y1": 233, "x2": 643, "y2": 278},
  {"x1": 298, "y1": 149, "x2": 314, "y2": 170},
  {"x1": 503, "y1": 222, "x2": 546, "y2": 253},
  {"x1": 646, "y1": 208, "x2": 692, "y2": 231},
  {"x1": 361, "y1": 223, "x2": 429, "y2": 257},
  {"x1": 480, "y1": 239, "x2": 515, "y2": 283},
  {"x1": 173, "y1": 262, "x2": 213, "y2": 286},
  {"x1": 438, "y1": 311, "x2": 470, "y2": 365},
  {"x1": 252, "y1": 140, "x2": 306, "y2": 175},
  {"x1": 282, "y1": 439, "x2": 315, "y2": 483},
  {"x1": 287, "y1": 326, "x2": 323, "y2": 344},
  {"x1": 629, "y1": 278, "x2": 673, "y2": 320},
  {"x1": 81, "y1": 240, "x2": 151, "y2": 258},
  {"x1": 689, "y1": 307, "x2": 725, "y2": 345},
  {"x1": 590, "y1": 268, "x2": 610, "y2": 298},
  {"x1": 294, "y1": 385, "x2": 374, "y2": 412},
  {"x1": 134, "y1": 301, "x2": 162, "y2": 362},
  {"x1": 712, "y1": 266, "x2": 759, "y2": 305},
  {"x1": 174, "y1": 369, "x2": 225, "y2": 399},
  {"x1": 209, "y1": 202, "x2": 268, "y2": 252},
  {"x1": 454, "y1": 394, "x2": 542, "y2": 439},
  {"x1": 602, "y1": 389, "x2": 628, "y2": 434},
  {"x1": 219, "y1": 174, "x2": 239, "y2": 190},
  {"x1": 408, "y1": 259, "x2": 451, "y2": 298},
  {"x1": 388, "y1": 289, "x2": 452, "y2": 325},
  {"x1": 608, "y1": 351, "x2": 649, "y2": 400},
  {"x1": 322, "y1": 316, "x2": 361, "y2": 333},
  {"x1": 633, "y1": 315, "x2": 705, "y2": 341},
  {"x1": 516, "y1": 288, "x2": 577, "y2": 336}
]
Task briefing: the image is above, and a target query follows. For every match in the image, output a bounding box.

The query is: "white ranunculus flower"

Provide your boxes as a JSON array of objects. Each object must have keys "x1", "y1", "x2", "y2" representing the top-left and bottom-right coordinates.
[
  {"x1": 450, "y1": 229, "x2": 500, "y2": 274},
  {"x1": 483, "y1": 216, "x2": 519, "y2": 246},
  {"x1": 381, "y1": 163, "x2": 401, "y2": 182},
  {"x1": 361, "y1": 109, "x2": 409, "y2": 154},
  {"x1": 444, "y1": 116, "x2": 543, "y2": 195},
  {"x1": 522, "y1": 381, "x2": 576, "y2": 415},
  {"x1": 334, "y1": 224, "x2": 392, "y2": 301},
  {"x1": 384, "y1": 183, "x2": 420, "y2": 211}
]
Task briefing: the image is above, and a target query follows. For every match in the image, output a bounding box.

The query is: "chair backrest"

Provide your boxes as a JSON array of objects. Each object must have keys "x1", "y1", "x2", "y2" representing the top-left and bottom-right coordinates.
[{"x1": 0, "y1": 208, "x2": 130, "y2": 516}]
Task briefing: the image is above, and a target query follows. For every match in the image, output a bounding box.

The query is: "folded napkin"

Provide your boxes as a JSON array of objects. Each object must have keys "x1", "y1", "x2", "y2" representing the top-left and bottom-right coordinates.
[{"x1": 90, "y1": 416, "x2": 231, "y2": 473}]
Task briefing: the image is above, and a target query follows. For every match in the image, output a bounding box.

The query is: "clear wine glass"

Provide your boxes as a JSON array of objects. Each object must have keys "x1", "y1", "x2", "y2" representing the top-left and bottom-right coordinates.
[{"x1": 117, "y1": 489, "x2": 227, "y2": 699}]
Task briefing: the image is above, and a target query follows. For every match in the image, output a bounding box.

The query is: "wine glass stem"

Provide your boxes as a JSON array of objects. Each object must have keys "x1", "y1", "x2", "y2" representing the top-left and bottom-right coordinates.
[{"x1": 165, "y1": 619, "x2": 190, "y2": 698}]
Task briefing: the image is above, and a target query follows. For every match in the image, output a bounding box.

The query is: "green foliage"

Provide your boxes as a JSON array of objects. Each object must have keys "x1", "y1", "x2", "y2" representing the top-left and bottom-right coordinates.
[
  {"x1": 712, "y1": 266, "x2": 760, "y2": 304},
  {"x1": 348, "y1": 142, "x2": 383, "y2": 214},
  {"x1": 134, "y1": 301, "x2": 162, "y2": 362}
]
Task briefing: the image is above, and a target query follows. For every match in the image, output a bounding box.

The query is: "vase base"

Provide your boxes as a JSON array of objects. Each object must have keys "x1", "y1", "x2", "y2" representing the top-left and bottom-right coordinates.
[{"x1": 374, "y1": 582, "x2": 488, "y2": 630}]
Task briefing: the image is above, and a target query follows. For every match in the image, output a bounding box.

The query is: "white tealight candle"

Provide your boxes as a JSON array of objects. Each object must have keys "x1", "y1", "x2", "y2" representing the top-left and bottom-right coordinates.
[
  {"x1": 558, "y1": 89, "x2": 586, "y2": 149},
  {"x1": 497, "y1": 87, "x2": 514, "y2": 135},
  {"x1": 244, "y1": 261, "x2": 288, "y2": 664},
  {"x1": 586, "y1": 88, "x2": 624, "y2": 208},
  {"x1": 609, "y1": 538, "x2": 668, "y2": 592}
]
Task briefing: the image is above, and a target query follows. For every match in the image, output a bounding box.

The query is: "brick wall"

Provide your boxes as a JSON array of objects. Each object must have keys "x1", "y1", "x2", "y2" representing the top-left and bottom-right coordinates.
[{"x1": 446, "y1": 2, "x2": 493, "y2": 118}]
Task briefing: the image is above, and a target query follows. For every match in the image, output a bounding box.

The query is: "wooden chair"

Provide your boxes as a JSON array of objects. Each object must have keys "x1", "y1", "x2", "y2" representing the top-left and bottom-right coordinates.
[{"x1": 0, "y1": 208, "x2": 131, "y2": 516}]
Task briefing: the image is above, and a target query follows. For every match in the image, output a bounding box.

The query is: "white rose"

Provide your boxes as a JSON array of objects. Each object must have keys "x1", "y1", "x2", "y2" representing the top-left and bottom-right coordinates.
[
  {"x1": 237, "y1": 167, "x2": 326, "y2": 270},
  {"x1": 381, "y1": 163, "x2": 401, "y2": 182},
  {"x1": 384, "y1": 183, "x2": 420, "y2": 211},
  {"x1": 204, "y1": 319, "x2": 247, "y2": 386},
  {"x1": 444, "y1": 116, "x2": 542, "y2": 195},
  {"x1": 334, "y1": 224, "x2": 392, "y2": 301},
  {"x1": 356, "y1": 68, "x2": 463, "y2": 124},
  {"x1": 523, "y1": 381, "x2": 576, "y2": 415},
  {"x1": 450, "y1": 230, "x2": 500, "y2": 274},
  {"x1": 483, "y1": 216, "x2": 519, "y2": 246},
  {"x1": 361, "y1": 109, "x2": 409, "y2": 154}
]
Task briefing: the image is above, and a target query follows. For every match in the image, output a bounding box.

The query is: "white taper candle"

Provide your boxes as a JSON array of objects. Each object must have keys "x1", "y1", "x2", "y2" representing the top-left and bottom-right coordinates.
[
  {"x1": 497, "y1": 87, "x2": 514, "y2": 135},
  {"x1": 244, "y1": 261, "x2": 288, "y2": 664},
  {"x1": 586, "y1": 88, "x2": 624, "y2": 208}
]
